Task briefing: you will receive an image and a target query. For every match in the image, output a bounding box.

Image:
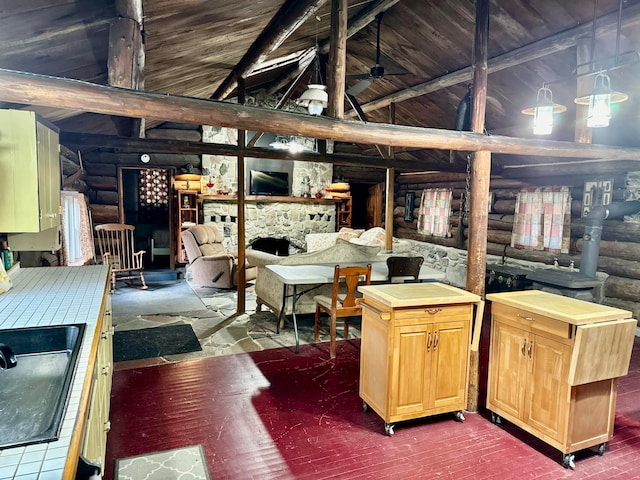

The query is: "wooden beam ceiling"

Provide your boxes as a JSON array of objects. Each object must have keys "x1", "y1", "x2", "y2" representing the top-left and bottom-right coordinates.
[
  {"x1": 3, "y1": 68, "x2": 640, "y2": 165},
  {"x1": 211, "y1": 0, "x2": 328, "y2": 100},
  {"x1": 349, "y1": 2, "x2": 640, "y2": 117}
]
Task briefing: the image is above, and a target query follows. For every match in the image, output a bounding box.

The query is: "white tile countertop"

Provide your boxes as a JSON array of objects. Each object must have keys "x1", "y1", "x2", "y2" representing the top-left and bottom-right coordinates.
[{"x1": 0, "y1": 265, "x2": 110, "y2": 480}]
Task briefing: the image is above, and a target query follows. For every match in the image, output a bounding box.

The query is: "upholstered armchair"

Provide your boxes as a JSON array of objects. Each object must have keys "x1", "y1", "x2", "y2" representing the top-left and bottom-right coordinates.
[{"x1": 181, "y1": 224, "x2": 256, "y2": 288}]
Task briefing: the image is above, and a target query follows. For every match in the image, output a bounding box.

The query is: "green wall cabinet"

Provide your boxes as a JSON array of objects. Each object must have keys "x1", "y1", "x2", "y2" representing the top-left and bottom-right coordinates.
[{"x1": 0, "y1": 109, "x2": 60, "y2": 233}]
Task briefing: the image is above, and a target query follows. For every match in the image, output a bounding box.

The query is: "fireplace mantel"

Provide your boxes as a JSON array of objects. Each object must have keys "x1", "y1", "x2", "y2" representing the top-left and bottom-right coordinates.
[{"x1": 199, "y1": 194, "x2": 340, "y2": 204}]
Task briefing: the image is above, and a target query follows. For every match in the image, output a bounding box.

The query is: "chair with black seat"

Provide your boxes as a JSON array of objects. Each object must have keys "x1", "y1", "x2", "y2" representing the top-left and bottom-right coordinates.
[
  {"x1": 314, "y1": 264, "x2": 372, "y2": 359},
  {"x1": 386, "y1": 256, "x2": 424, "y2": 283}
]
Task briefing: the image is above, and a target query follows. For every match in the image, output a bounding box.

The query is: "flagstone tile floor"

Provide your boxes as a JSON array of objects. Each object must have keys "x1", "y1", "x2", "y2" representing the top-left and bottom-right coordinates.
[{"x1": 111, "y1": 276, "x2": 358, "y2": 370}]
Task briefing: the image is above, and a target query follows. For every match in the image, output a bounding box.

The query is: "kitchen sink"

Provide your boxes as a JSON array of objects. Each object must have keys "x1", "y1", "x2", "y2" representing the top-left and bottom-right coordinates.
[{"x1": 0, "y1": 323, "x2": 86, "y2": 450}]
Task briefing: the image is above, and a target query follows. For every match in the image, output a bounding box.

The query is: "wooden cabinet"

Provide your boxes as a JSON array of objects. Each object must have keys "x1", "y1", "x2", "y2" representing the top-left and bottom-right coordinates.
[
  {"x1": 176, "y1": 189, "x2": 200, "y2": 263},
  {"x1": 0, "y1": 109, "x2": 60, "y2": 232},
  {"x1": 486, "y1": 290, "x2": 636, "y2": 468},
  {"x1": 358, "y1": 283, "x2": 481, "y2": 435},
  {"x1": 81, "y1": 291, "x2": 113, "y2": 473}
]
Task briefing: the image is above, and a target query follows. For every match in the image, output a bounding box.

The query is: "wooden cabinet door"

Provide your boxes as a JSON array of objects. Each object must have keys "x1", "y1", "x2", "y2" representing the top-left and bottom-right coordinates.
[
  {"x1": 429, "y1": 320, "x2": 470, "y2": 410},
  {"x1": 523, "y1": 333, "x2": 571, "y2": 442},
  {"x1": 487, "y1": 321, "x2": 528, "y2": 419},
  {"x1": 36, "y1": 120, "x2": 60, "y2": 231},
  {"x1": 391, "y1": 324, "x2": 432, "y2": 416}
]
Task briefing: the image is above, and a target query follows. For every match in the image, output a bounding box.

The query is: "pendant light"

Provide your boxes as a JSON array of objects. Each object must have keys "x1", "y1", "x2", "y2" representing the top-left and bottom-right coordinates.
[
  {"x1": 521, "y1": 85, "x2": 566, "y2": 135},
  {"x1": 296, "y1": 16, "x2": 328, "y2": 115},
  {"x1": 573, "y1": 0, "x2": 628, "y2": 128},
  {"x1": 575, "y1": 71, "x2": 628, "y2": 128}
]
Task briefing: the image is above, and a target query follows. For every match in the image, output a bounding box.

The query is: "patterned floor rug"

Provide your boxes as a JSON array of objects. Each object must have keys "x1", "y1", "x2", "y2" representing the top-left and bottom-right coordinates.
[{"x1": 115, "y1": 444, "x2": 210, "y2": 480}]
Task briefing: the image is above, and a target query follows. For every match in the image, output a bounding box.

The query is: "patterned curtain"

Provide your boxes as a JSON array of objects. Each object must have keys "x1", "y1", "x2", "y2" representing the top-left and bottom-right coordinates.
[
  {"x1": 417, "y1": 188, "x2": 452, "y2": 237},
  {"x1": 511, "y1": 187, "x2": 571, "y2": 253},
  {"x1": 139, "y1": 169, "x2": 169, "y2": 223}
]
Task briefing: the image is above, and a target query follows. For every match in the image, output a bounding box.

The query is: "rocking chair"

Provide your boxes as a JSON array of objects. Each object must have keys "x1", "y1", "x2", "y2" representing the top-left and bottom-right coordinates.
[{"x1": 95, "y1": 223, "x2": 147, "y2": 291}]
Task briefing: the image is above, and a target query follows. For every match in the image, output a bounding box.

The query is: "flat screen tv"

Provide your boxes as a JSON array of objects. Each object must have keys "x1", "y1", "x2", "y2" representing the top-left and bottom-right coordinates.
[{"x1": 249, "y1": 170, "x2": 289, "y2": 196}]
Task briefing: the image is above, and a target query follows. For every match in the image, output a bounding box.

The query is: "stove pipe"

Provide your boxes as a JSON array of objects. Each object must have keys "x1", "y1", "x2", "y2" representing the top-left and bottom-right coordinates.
[{"x1": 580, "y1": 200, "x2": 640, "y2": 278}]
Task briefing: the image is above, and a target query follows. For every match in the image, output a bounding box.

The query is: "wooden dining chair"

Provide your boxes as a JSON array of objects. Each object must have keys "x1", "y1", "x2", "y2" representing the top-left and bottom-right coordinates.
[
  {"x1": 314, "y1": 264, "x2": 372, "y2": 358},
  {"x1": 95, "y1": 223, "x2": 147, "y2": 291},
  {"x1": 386, "y1": 256, "x2": 424, "y2": 283}
]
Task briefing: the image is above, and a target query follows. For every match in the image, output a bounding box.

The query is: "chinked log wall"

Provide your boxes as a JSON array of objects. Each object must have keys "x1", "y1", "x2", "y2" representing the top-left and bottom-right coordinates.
[{"x1": 394, "y1": 170, "x2": 640, "y2": 321}]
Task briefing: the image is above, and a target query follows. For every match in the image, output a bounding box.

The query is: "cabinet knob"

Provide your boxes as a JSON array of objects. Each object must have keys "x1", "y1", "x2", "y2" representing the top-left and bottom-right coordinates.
[
  {"x1": 433, "y1": 331, "x2": 439, "y2": 350},
  {"x1": 517, "y1": 314, "x2": 535, "y2": 321},
  {"x1": 104, "y1": 420, "x2": 111, "y2": 432},
  {"x1": 521, "y1": 339, "x2": 527, "y2": 356},
  {"x1": 427, "y1": 331, "x2": 432, "y2": 351},
  {"x1": 102, "y1": 363, "x2": 111, "y2": 375},
  {"x1": 527, "y1": 341, "x2": 533, "y2": 359},
  {"x1": 425, "y1": 307, "x2": 442, "y2": 315}
]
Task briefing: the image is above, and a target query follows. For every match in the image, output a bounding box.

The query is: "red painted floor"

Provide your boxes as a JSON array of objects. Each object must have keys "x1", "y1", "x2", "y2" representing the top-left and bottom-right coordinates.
[{"x1": 105, "y1": 338, "x2": 640, "y2": 479}]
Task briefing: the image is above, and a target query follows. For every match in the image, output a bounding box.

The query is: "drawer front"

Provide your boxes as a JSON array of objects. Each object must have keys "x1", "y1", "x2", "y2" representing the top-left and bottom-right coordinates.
[
  {"x1": 492, "y1": 303, "x2": 572, "y2": 340},
  {"x1": 393, "y1": 304, "x2": 472, "y2": 325}
]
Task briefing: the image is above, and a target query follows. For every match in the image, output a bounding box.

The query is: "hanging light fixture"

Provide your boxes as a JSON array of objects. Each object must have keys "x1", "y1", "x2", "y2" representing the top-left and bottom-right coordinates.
[
  {"x1": 572, "y1": 0, "x2": 628, "y2": 128},
  {"x1": 296, "y1": 16, "x2": 328, "y2": 115},
  {"x1": 521, "y1": 84, "x2": 566, "y2": 135},
  {"x1": 574, "y1": 71, "x2": 628, "y2": 128},
  {"x1": 296, "y1": 84, "x2": 328, "y2": 115}
]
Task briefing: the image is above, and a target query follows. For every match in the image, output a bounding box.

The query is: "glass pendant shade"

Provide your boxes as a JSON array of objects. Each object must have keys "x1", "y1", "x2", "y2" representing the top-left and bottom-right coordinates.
[
  {"x1": 522, "y1": 85, "x2": 566, "y2": 135},
  {"x1": 575, "y1": 71, "x2": 627, "y2": 128},
  {"x1": 296, "y1": 84, "x2": 328, "y2": 115},
  {"x1": 587, "y1": 93, "x2": 611, "y2": 127}
]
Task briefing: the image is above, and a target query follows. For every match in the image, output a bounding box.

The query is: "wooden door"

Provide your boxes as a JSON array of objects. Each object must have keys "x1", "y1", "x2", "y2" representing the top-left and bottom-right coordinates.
[
  {"x1": 366, "y1": 183, "x2": 383, "y2": 228},
  {"x1": 487, "y1": 321, "x2": 528, "y2": 419},
  {"x1": 523, "y1": 333, "x2": 571, "y2": 442},
  {"x1": 391, "y1": 324, "x2": 432, "y2": 417},
  {"x1": 429, "y1": 319, "x2": 470, "y2": 410}
]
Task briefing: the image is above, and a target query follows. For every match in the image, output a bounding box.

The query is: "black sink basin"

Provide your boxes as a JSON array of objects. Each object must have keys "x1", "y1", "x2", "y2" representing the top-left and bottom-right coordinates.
[{"x1": 0, "y1": 323, "x2": 86, "y2": 450}]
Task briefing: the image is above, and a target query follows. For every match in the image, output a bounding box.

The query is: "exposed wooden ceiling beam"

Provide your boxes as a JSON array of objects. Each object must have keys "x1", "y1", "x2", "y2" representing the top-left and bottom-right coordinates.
[
  {"x1": 350, "y1": 2, "x2": 640, "y2": 116},
  {"x1": 2, "y1": 68, "x2": 640, "y2": 162},
  {"x1": 268, "y1": 0, "x2": 400, "y2": 95},
  {"x1": 211, "y1": 0, "x2": 328, "y2": 100},
  {"x1": 59, "y1": 131, "x2": 430, "y2": 171}
]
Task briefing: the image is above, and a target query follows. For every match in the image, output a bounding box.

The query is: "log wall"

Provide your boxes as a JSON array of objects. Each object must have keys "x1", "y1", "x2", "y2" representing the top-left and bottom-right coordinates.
[
  {"x1": 81, "y1": 123, "x2": 203, "y2": 224},
  {"x1": 394, "y1": 170, "x2": 640, "y2": 321}
]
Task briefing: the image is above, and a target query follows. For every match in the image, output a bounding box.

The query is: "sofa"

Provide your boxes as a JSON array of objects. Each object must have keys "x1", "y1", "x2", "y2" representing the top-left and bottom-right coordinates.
[
  {"x1": 246, "y1": 239, "x2": 382, "y2": 316},
  {"x1": 182, "y1": 224, "x2": 257, "y2": 288},
  {"x1": 305, "y1": 226, "x2": 412, "y2": 254}
]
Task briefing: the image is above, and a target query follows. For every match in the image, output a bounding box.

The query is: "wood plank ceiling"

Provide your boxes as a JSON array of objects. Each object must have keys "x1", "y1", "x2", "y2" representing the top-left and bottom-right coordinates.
[{"x1": 1, "y1": 0, "x2": 640, "y2": 178}]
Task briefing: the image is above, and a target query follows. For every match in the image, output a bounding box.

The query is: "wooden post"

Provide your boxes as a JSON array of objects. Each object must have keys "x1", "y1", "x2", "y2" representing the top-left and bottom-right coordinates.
[
  {"x1": 110, "y1": 0, "x2": 145, "y2": 137},
  {"x1": 237, "y1": 79, "x2": 247, "y2": 313},
  {"x1": 386, "y1": 102, "x2": 396, "y2": 251},
  {"x1": 466, "y1": 0, "x2": 491, "y2": 413},
  {"x1": 328, "y1": 0, "x2": 347, "y2": 119}
]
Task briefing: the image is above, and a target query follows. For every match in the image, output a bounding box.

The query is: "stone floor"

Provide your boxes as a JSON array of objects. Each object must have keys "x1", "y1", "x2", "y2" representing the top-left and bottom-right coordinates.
[{"x1": 111, "y1": 275, "x2": 360, "y2": 370}]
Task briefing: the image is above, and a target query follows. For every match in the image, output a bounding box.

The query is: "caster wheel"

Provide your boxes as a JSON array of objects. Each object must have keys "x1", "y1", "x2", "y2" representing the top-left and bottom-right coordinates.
[
  {"x1": 363, "y1": 401, "x2": 369, "y2": 413},
  {"x1": 597, "y1": 443, "x2": 606, "y2": 456},
  {"x1": 562, "y1": 453, "x2": 575, "y2": 469},
  {"x1": 384, "y1": 423, "x2": 395, "y2": 436},
  {"x1": 490, "y1": 412, "x2": 502, "y2": 425},
  {"x1": 454, "y1": 410, "x2": 465, "y2": 422}
]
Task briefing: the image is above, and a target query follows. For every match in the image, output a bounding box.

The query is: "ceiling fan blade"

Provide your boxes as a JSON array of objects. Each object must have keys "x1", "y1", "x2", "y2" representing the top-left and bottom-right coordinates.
[
  {"x1": 346, "y1": 78, "x2": 373, "y2": 96},
  {"x1": 345, "y1": 93, "x2": 368, "y2": 122}
]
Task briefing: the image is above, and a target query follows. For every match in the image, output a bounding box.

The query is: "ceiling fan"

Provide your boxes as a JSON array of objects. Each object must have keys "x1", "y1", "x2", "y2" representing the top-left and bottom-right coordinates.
[{"x1": 346, "y1": 11, "x2": 407, "y2": 96}]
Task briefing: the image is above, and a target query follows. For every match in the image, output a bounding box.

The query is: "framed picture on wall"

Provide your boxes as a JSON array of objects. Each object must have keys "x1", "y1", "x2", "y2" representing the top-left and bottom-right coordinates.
[{"x1": 404, "y1": 192, "x2": 415, "y2": 221}]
